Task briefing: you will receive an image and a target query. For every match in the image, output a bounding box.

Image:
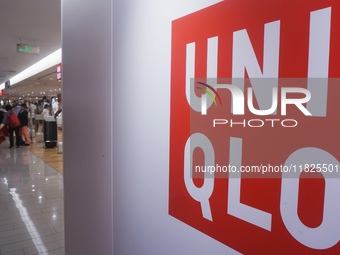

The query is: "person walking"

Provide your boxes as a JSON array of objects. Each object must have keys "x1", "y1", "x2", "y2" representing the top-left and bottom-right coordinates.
[{"x1": 18, "y1": 103, "x2": 30, "y2": 146}]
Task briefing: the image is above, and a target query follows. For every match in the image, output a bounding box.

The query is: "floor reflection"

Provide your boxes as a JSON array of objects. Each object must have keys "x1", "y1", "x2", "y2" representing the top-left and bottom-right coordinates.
[{"x1": 0, "y1": 140, "x2": 64, "y2": 254}]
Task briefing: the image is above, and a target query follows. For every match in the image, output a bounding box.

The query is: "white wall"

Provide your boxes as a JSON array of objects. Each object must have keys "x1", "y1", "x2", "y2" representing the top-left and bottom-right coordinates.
[
  {"x1": 111, "y1": 1, "x2": 240, "y2": 254},
  {"x1": 63, "y1": 0, "x2": 240, "y2": 254}
]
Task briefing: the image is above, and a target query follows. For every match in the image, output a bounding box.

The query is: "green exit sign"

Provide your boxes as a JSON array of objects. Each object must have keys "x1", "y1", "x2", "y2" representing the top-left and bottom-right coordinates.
[{"x1": 17, "y1": 44, "x2": 40, "y2": 54}]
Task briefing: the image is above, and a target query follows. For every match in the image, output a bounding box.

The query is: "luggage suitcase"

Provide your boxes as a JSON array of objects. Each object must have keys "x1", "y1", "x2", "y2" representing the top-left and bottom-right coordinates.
[{"x1": 43, "y1": 119, "x2": 57, "y2": 148}]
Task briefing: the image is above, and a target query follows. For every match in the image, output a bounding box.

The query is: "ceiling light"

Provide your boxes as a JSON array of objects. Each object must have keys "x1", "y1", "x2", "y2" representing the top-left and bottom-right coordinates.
[{"x1": 0, "y1": 48, "x2": 62, "y2": 89}]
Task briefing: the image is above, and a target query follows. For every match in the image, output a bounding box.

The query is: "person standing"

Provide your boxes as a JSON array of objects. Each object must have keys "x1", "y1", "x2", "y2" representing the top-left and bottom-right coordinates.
[
  {"x1": 29, "y1": 102, "x2": 36, "y2": 131},
  {"x1": 41, "y1": 104, "x2": 53, "y2": 133},
  {"x1": 34, "y1": 102, "x2": 43, "y2": 132},
  {"x1": 18, "y1": 103, "x2": 30, "y2": 146},
  {"x1": 11, "y1": 101, "x2": 22, "y2": 116}
]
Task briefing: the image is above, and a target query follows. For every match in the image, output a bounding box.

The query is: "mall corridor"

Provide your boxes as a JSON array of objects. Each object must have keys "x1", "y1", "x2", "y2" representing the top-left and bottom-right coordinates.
[{"x1": 0, "y1": 140, "x2": 64, "y2": 255}]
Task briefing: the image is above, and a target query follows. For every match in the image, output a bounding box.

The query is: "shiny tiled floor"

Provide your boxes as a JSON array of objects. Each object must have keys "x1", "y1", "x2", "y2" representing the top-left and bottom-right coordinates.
[{"x1": 0, "y1": 139, "x2": 64, "y2": 255}]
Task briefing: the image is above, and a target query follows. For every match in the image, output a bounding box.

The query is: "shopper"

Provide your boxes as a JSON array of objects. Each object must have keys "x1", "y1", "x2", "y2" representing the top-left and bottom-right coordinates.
[
  {"x1": 34, "y1": 102, "x2": 43, "y2": 132},
  {"x1": 41, "y1": 104, "x2": 53, "y2": 118},
  {"x1": 41, "y1": 104, "x2": 53, "y2": 133},
  {"x1": 11, "y1": 100, "x2": 21, "y2": 115},
  {"x1": 18, "y1": 103, "x2": 30, "y2": 146},
  {"x1": 29, "y1": 102, "x2": 36, "y2": 130},
  {"x1": 0, "y1": 109, "x2": 5, "y2": 124}
]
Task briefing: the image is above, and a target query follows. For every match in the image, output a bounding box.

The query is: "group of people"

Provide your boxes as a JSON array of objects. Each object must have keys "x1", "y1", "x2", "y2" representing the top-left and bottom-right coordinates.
[
  {"x1": 1, "y1": 101, "x2": 31, "y2": 148},
  {"x1": 0, "y1": 97, "x2": 62, "y2": 149},
  {"x1": 32, "y1": 97, "x2": 62, "y2": 132}
]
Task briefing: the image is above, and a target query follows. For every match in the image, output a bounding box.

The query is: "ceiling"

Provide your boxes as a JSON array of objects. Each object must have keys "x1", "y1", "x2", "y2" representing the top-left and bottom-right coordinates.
[{"x1": 0, "y1": 0, "x2": 61, "y2": 101}]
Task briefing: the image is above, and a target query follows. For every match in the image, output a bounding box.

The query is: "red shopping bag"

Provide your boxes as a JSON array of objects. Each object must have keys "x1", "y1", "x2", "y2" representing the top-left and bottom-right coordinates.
[{"x1": 0, "y1": 125, "x2": 8, "y2": 144}]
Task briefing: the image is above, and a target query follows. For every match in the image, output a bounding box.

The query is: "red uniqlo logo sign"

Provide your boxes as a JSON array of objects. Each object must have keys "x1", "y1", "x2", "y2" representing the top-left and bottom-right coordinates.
[{"x1": 169, "y1": 1, "x2": 340, "y2": 254}]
